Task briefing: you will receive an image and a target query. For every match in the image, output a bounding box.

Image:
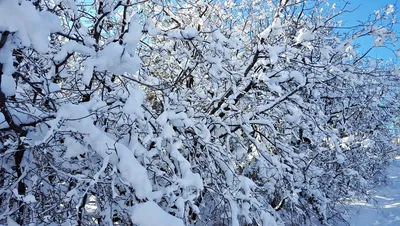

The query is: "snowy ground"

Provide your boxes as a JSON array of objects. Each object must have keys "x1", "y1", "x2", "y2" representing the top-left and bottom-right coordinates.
[{"x1": 343, "y1": 156, "x2": 400, "y2": 226}]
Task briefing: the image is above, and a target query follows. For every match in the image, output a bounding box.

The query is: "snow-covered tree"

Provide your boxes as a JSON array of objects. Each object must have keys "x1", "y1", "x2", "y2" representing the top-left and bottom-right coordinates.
[{"x1": 0, "y1": 0, "x2": 399, "y2": 225}]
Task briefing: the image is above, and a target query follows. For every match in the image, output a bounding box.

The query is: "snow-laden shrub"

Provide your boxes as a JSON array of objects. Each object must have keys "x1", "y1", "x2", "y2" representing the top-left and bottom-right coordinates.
[{"x1": 0, "y1": 0, "x2": 399, "y2": 225}]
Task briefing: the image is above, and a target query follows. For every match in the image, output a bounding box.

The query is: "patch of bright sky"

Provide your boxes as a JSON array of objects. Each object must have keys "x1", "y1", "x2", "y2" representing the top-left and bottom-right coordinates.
[
  {"x1": 330, "y1": 0, "x2": 399, "y2": 62},
  {"x1": 332, "y1": 1, "x2": 400, "y2": 136}
]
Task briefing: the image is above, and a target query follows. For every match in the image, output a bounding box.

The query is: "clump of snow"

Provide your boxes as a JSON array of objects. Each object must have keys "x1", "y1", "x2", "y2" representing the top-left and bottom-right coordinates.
[
  {"x1": 262, "y1": 211, "x2": 278, "y2": 226},
  {"x1": 336, "y1": 152, "x2": 345, "y2": 164},
  {"x1": 48, "y1": 82, "x2": 61, "y2": 93},
  {"x1": 0, "y1": 39, "x2": 14, "y2": 76},
  {"x1": 231, "y1": 199, "x2": 240, "y2": 226},
  {"x1": 7, "y1": 217, "x2": 20, "y2": 226},
  {"x1": 80, "y1": 15, "x2": 143, "y2": 85},
  {"x1": 239, "y1": 176, "x2": 256, "y2": 196},
  {"x1": 174, "y1": 197, "x2": 185, "y2": 218},
  {"x1": 23, "y1": 194, "x2": 37, "y2": 203},
  {"x1": 131, "y1": 201, "x2": 184, "y2": 226},
  {"x1": 125, "y1": 14, "x2": 142, "y2": 54},
  {"x1": 285, "y1": 104, "x2": 302, "y2": 124},
  {"x1": 0, "y1": 0, "x2": 61, "y2": 53},
  {"x1": 170, "y1": 140, "x2": 203, "y2": 190},
  {"x1": 161, "y1": 123, "x2": 175, "y2": 139},
  {"x1": 181, "y1": 27, "x2": 199, "y2": 39},
  {"x1": 167, "y1": 27, "x2": 200, "y2": 40},
  {"x1": 213, "y1": 29, "x2": 228, "y2": 43},
  {"x1": 234, "y1": 145, "x2": 246, "y2": 159},
  {"x1": 123, "y1": 86, "x2": 145, "y2": 118},
  {"x1": 295, "y1": 29, "x2": 315, "y2": 44},
  {"x1": 54, "y1": 41, "x2": 95, "y2": 62},
  {"x1": 82, "y1": 43, "x2": 141, "y2": 85},
  {"x1": 386, "y1": 5, "x2": 394, "y2": 15},
  {"x1": 290, "y1": 71, "x2": 305, "y2": 85},
  {"x1": 144, "y1": 18, "x2": 162, "y2": 36},
  {"x1": 217, "y1": 158, "x2": 234, "y2": 185},
  {"x1": 361, "y1": 138, "x2": 374, "y2": 148},
  {"x1": 267, "y1": 45, "x2": 285, "y2": 64},
  {"x1": 373, "y1": 37, "x2": 384, "y2": 47},
  {"x1": 1, "y1": 74, "x2": 16, "y2": 96},
  {"x1": 63, "y1": 137, "x2": 86, "y2": 159},
  {"x1": 260, "y1": 18, "x2": 283, "y2": 39}
]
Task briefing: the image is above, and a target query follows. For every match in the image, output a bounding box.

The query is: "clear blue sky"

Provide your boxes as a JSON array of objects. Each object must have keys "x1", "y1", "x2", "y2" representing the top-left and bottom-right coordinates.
[{"x1": 333, "y1": 0, "x2": 399, "y2": 61}]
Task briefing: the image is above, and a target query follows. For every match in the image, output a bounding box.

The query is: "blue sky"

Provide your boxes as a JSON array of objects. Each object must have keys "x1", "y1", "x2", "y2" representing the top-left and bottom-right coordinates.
[{"x1": 333, "y1": 0, "x2": 399, "y2": 61}]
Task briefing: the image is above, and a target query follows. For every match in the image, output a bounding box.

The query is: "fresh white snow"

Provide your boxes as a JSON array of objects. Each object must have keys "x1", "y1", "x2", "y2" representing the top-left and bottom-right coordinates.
[
  {"x1": 343, "y1": 156, "x2": 400, "y2": 226},
  {"x1": 131, "y1": 201, "x2": 185, "y2": 226},
  {"x1": 0, "y1": 0, "x2": 61, "y2": 53}
]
